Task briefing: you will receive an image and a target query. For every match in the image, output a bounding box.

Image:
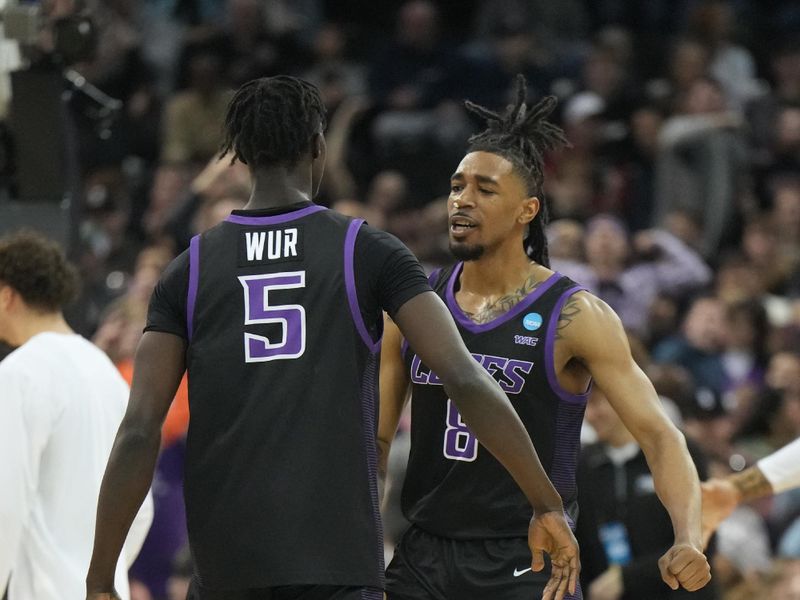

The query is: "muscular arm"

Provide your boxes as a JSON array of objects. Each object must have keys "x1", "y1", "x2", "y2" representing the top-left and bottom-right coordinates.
[
  {"x1": 392, "y1": 292, "x2": 562, "y2": 514},
  {"x1": 563, "y1": 293, "x2": 702, "y2": 547},
  {"x1": 377, "y1": 314, "x2": 410, "y2": 482},
  {"x1": 562, "y1": 293, "x2": 710, "y2": 592},
  {"x1": 86, "y1": 332, "x2": 186, "y2": 594}
]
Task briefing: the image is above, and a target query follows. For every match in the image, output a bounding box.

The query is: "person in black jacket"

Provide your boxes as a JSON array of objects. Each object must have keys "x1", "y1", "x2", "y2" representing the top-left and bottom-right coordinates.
[{"x1": 576, "y1": 387, "x2": 719, "y2": 600}]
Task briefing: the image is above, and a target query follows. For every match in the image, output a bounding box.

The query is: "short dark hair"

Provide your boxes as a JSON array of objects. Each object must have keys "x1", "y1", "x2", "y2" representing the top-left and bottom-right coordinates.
[
  {"x1": 0, "y1": 231, "x2": 79, "y2": 311},
  {"x1": 464, "y1": 75, "x2": 569, "y2": 267},
  {"x1": 220, "y1": 75, "x2": 327, "y2": 169}
]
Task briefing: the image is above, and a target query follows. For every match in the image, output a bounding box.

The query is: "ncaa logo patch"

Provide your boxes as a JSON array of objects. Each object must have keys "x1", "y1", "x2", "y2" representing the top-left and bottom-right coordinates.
[{"x1": 522, "y1": 312, "x2": 542, "y2": 331}]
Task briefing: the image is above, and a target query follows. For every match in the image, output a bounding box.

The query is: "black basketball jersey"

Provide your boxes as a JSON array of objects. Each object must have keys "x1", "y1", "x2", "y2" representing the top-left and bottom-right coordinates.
[
  {"x1": 401, "y1": 263, "x2": 589, "y2": 539},
  {"x1": 183, "y1": 205, "x2": 384, "y2": 589}
]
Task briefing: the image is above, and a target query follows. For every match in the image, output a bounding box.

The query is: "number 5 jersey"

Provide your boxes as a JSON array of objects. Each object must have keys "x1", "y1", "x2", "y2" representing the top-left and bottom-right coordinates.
[
  {"x1": 144, "y1": 202, "x2": 430, "y2": 591},
  {"x1": 401, "y1": 264, "x2": 589, "y2": 539}
]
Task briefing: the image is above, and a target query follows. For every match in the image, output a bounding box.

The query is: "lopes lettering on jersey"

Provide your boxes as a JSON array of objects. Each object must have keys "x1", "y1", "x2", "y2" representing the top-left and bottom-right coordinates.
[
  {"x1": 238, "y1": 227, "x2": 304, "y2": 265},
  {"x1": 410, "y1": 352, "x2": 533, "y2": 395}
]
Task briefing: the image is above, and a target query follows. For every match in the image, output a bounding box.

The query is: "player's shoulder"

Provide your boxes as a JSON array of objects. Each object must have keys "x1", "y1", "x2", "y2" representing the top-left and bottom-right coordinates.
[{"x1": 555, "y1": 290, "x2": 625, "y2": 345}]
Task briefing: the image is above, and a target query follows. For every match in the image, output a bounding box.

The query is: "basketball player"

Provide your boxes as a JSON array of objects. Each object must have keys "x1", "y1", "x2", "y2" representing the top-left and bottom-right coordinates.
[
  {"x1": 379, "y1": 77, "x2": 712, "y2": 599},
  {"x1": 85, "y1": 76, "x2": 578, "y2": 600},
  {"x1": 0, "y1": 232, "x2": 151, "y2": 600}
]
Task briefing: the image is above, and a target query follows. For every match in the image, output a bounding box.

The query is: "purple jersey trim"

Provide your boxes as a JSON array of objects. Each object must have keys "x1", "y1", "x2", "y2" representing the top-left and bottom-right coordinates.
[
  {"x1": 545, "y1": 285, "x2": 592, "y2": 404},
  {"x1": 444, "y1": 263, "x2": 561, "y2": 334},
  {"x1": 224, "y1": 204, "x2": 326, "y2": 225},
  {"x1": 186, "y1": 235, "x2": 200, "y2": 341},
  {"x1": 359, "y1": 356, "x2": 385, "y2": 588},
  {"x1": 344, "y1": 219, "x2": 381, "y2": 353}
]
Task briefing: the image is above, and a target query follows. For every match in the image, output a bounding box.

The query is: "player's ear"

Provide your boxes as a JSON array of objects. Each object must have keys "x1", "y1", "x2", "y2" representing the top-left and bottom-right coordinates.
[
  {"x1": 519, "y1": 196, "x2": 540, "y2": 225},
  {"x1": 311, "y1": 132, "x2": 325, "y2": 160}
]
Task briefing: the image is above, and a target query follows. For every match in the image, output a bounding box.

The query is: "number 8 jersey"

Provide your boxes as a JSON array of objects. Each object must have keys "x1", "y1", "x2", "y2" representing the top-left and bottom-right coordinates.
[
  {"x1": 401, "y1": 264, "x2": 589, "y2": 539},
  {"x1": 145, "y1": 203, "x2": 430, "y2": 591}
]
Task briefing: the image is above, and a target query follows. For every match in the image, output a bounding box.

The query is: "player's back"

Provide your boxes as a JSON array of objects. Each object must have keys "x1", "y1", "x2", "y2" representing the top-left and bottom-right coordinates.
[{"x1": 183, "y1": 204, "x2": 383, "y2": 590}]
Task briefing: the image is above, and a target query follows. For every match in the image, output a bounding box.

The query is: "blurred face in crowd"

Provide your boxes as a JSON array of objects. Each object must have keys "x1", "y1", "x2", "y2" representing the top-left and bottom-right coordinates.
[
  {"x1": 671, "y1": 40, "x2": 710, "y2": 91},
  {"x1": 585, "y1": 388, "x2": 630, "y2": 447},
  {"x1": 546, "y1": 219, "x2": 585, "y2": 262},
  {"x1": 683, "y1": 297, "x2": 726, "y2": 352},
  {"x1": 630, "y1": 107, "x2": 663, "y2": 155},
  {"x1": 766, "y1": 352, "x2": 800, "y2": 394},
  {"x1": 742, "y1": 220, "x2": 777, "y2": 263},
  {"x1": 724, "y1": 306, "x2": 758, "y2": 351},
  {"x1": 683, "y1": 78, "x2": 726, "y2": 115},
  {"x1": 448, "y1": 151, "x2": 537, "y2": 261},
  {"x1": 583, "y1": 49, "x2": 624, "y2": 99},
  {"x1": 772, "y1": 180, "x2": 800, "y2": 231},
  {"x1": 584, "y1": 217, "x2": 629, "y2": 268},
  {"x1": 398, "y1": 0, "x2": 439, "y2": 50},
  {"x1": 775, "y1": 108, "x2": 800, "y2": 153}
]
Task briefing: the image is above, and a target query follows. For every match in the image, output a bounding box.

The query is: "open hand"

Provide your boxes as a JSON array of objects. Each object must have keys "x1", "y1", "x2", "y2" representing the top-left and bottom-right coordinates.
[
  {"x1": 658, "y1": 543, "x2": 711, "y2": 592},
  {"x1": 528, "y1": 511, "x2": 580, "y2": 600}
]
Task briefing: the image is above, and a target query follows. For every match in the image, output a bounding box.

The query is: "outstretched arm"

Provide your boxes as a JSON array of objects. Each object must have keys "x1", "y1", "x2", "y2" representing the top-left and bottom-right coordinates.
[
  {"x1": 86, "y1": 332, "x2": 186, "y2": 599},
  {"x1": 561, "y1": 292, "x2": 710, "y2": 593},
  {"x1": 393, "y1": 291, "x2": 579, "y2": 600},
  {"x1": 702, "y1": 437, "x2": 800, "y2": 545}
]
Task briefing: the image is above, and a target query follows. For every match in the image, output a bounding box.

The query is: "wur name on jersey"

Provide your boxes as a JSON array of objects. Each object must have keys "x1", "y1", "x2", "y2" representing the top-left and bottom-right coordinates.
[{"x1": 238, "y1": 227, "x2": 304, "y2": 266}]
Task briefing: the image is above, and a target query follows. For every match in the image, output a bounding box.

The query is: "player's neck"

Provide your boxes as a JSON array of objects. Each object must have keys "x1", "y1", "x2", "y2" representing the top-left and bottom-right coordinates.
[
  {"x1": 13, "y1": 311, "x2": 73, "y2": 347},
  {"x1": 459, "y1": 246, "x2": 540, "y2": 297},
  {"x1": 245, "y1": 166, "x2": 313, "y2": 210}
]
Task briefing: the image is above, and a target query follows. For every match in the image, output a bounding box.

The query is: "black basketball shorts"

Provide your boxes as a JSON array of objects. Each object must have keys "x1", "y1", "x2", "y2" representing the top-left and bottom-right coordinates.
[{"x1": 385, "y1": 525, "x2": 582, "y2": 600}]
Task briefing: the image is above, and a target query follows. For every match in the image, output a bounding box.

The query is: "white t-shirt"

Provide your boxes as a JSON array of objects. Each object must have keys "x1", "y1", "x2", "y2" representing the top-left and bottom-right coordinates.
[
  {"x1": 758, "y1": 437, "x2": 800, "y2": 495},
  {"x1": 0, "y1": 332, "x2": 153, "y2": 600}
]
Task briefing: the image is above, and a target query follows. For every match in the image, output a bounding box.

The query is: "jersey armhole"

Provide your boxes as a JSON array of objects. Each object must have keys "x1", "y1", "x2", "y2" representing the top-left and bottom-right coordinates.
[
  {"x1": 344, "y1": 219, "x2": 382, "y2": 353},
  {"x1": 186, "y1": 234, "x2": 200, "y2": 341},
  {"x1": 544, "y1": 285, "x2": 593, "y2": 404}
]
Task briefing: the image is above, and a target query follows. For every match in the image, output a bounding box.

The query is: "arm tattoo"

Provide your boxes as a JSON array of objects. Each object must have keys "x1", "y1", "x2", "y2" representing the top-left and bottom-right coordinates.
[
  {"x1": 555, "y1": 297, "x2": 581, "y2": 340},
  {"x1": 730, "y1": 466, "x2": 774, "y2": 503},
  {"x1": 463, "y1": 273, "x2": 542, "y2": 324}
]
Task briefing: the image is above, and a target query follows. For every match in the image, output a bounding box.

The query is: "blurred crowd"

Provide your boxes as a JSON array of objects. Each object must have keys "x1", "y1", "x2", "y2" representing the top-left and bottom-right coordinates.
[{"x1": 2, "y1": 0, "x2": 800, "y2": 598}]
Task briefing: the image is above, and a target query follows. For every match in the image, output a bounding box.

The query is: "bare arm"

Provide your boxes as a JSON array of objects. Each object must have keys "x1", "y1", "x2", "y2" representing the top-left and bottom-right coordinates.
[
  {"x1": 562, "y1": 293, "x2": 710, "y2": 591},
  {"x1": 377, "y1": 314, "x2": 411, "y2": 504},
  {"x1": 86, "y1": 332, "x2": 186, "y2": 595}
]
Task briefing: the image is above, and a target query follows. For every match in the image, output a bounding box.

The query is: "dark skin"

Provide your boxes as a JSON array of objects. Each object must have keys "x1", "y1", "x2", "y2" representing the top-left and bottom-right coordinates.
[
  {"x1": 86, "y1": 133, "x2": 578, "y2": 599},
  {"x1": 379, "y1": 151, "x2": 712, "y2": 598}
]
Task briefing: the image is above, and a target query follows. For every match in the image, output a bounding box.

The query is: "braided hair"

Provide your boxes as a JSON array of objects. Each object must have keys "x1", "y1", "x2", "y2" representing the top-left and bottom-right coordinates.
[
  {"x1": 464, "y1": 75, "x2": 568, "y2": 267},
  {"x1": 220, "y1": 75, "x2": 326, "y2": 169}
]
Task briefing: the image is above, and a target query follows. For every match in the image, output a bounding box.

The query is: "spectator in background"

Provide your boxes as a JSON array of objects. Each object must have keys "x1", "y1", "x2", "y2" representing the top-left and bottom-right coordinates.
[
  {"x1": 721, "y1": 300, "x2": 769, "y2": 394},
  {"x1": 552, "y1": 213, "x2": 711, "y2": 335},
  {"x1": 575, "y1": 387, "x2": 717, "y2": 600},
  {"x1": 368, "y1": 0, "x2": 460, "y2": 112},
  {"x1": 654, "y1": 77, "x2": 748, "y2": 257},
  {"x1": 654, "y1": 295, "x2": 727, "y2": 397},
  {"x1": 0, "y1": 231, "x2": 152, "y2": 600},
  {"x1": 687, "y1": 1, "x2": 760, "y2": 108},
  {"x1": 161, "y1": 51, "x2": 233, "y2": 166}
]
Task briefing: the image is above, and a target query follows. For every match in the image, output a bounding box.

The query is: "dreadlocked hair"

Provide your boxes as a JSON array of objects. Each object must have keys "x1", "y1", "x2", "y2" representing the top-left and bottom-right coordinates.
[
  {"x1": 464, "y1": 74, "x2": 568, "y2": 267},
  {"x1": 220, "y1": 75, "x2": 327, "y2": 169}
]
